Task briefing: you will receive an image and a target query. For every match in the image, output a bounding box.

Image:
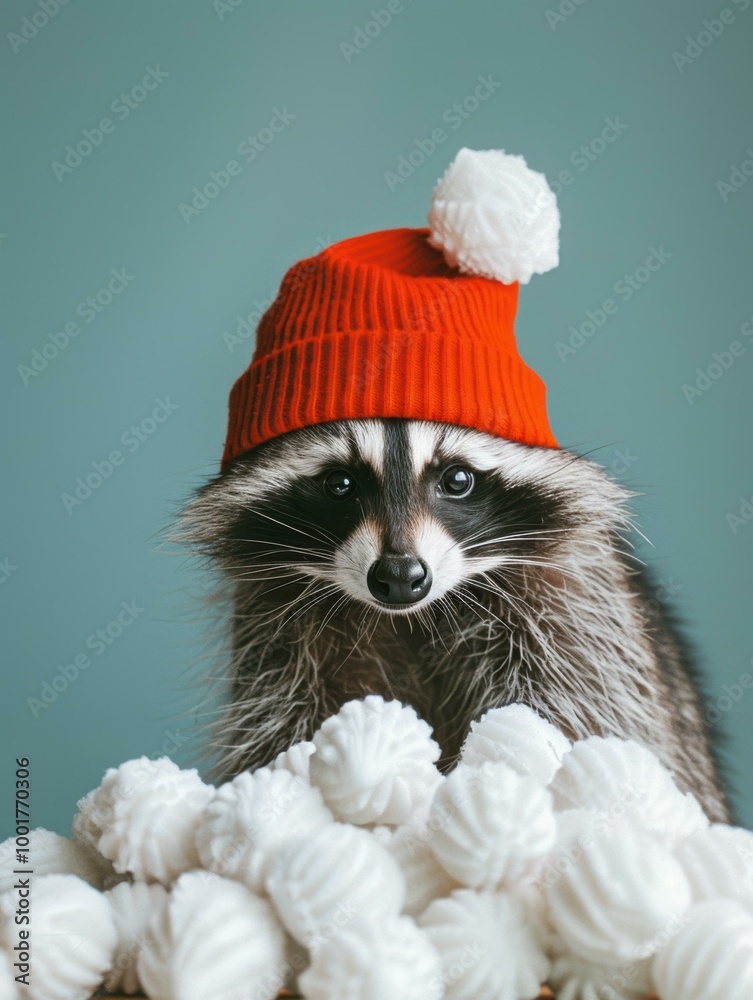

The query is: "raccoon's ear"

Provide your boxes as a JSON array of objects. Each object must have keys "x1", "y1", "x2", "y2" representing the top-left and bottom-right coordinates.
[{"x1": 427, "y1": 147, "x2": 560, "y2": 286}]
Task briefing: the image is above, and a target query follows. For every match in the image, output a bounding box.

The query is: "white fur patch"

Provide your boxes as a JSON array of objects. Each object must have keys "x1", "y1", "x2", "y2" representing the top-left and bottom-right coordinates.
[
  {"x1": 413, "y1": 516, "x2": 465, "y2": 603},
  {"x1": 349, "y1": 421, "x2": 386, "y2": 474},
  {"x1": 332, "y1": 520, "x2": 383, "y2": 605},
  {"x1": 332, "y1": 514, "x2": 464, "y2": 615},
  {"x1": 223, "y1": 431, "x2": 352, "y2": 504},
  {"x1": 408, "y1": 422, "x2": 442, "y2": 477}
]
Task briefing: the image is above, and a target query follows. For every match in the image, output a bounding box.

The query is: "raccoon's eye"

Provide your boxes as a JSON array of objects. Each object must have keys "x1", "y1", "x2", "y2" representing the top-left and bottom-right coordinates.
[
  {"x1": 323, "y1": 469, "x2": 358, "y2": 501},
  {"x1": 439, "y1": 466, "x2": 474, "y2": 498}
]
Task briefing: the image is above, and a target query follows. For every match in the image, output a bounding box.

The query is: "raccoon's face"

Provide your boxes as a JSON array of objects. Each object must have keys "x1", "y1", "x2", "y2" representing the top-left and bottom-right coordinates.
[{"x1": 185, "y1": 419, "x2": 628, "y2": 618}]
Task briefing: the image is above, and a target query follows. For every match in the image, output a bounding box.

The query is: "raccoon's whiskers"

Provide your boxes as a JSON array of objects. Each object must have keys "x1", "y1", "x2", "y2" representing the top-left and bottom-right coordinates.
[
  {"x1": 461, "y1": 527, "x2": 575, "y2": 550},
  {"x1": 453, "y1": 585, "x2": 512, "y2": 632},
  {"x1": 468, "y1": 574, "x2": 537, "y2": 619},
  {"x1": 315, "y1": 593, "x2": 353, "y2": 638},
  {"x1": 267, "y1": 582, "x2": 339, "y2": 634},
  {"x1": 233, "y1": 539, "x2": 332, "y2": 559},
  {"x1": 177, "y1": 418, "x2": 730, "y2": 820},
  {"x1": 243, "y1": 507, "x2": 339, "y2": 546},
  {"x1": 280, "y1": 587, "x2": 341, "y2": 631}
]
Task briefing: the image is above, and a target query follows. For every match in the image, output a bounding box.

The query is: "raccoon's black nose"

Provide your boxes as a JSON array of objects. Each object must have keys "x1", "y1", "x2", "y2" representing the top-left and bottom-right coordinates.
[{"x1": 367, "y1": 556, "x2": 432, "y2": 605}]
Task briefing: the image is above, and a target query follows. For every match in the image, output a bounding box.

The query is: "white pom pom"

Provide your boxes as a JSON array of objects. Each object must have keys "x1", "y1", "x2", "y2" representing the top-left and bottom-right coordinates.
[
  {"x1": 652, "y1": 899, "x2": 753, "y2": 1000},
  {"x1": 550, "y1": 736, "x2": 708, "y2": 844},
  {"x1": 548, "y1": 949, "x2": 652, "y2": 1000},
  {"x1": 545, "y1": 814, "x2": 692, "y2": 964},
  {"x1": 104, "y1": 881, "x2": 169, "y2": 995},
  {"x1": 370, "y1": 824, "x2": 394, "y2": 847},
  {"x1": 298, "y1": 915, "x2": 442, "y2": 1000},
  {"x1": 428, "y1": 762, "x2": 556, "y2": 889},
  {"x1": 0, "y1": 874, "x2": 117, "y2": 1000},
  {"x1": 196, "y1": 766, "x2": 332, "y2": 892},
  {"x1": 74, "y1": 757, "x2": 214, "y2": 885},
  {"x1": 0, "y1": 948, "x2": 20, "y2": 1000},
  {"x1": 0, "y1": 828, "x2": 116, "y2": 893},
  {"x1": 419, "y1": 889, "x2": 549, "y2": 1000},
  {"x1": 460, "y1": 704, "x2": 571, "y2": 784},
  {"x1": 428, "y1": 148, "x2": 560, "y2": 285},
  {"x1": 309, "y1": 696, "x2": 441, "y2": 826},
  {"x1": 137, "y1": 871, "x2": 287, "y2": 1000},
  {"x1": 71, "y1": 787, "x2": 103, "y2": 848},
  {"x1": 272, "y1": 740, "x2": 317, "y2": 782},
  {"x1": 674, "y1": 823, "x2": 753, "y2": 914},
  {"x1": 510, "y1": 875, "x2": 558, "y2": 953},
  {"x1": 388, "y1": 819, "x2": 461, "y2": 918},
  {"x1": 266, "y1": 823, "x2": 405, "y2": 951}
]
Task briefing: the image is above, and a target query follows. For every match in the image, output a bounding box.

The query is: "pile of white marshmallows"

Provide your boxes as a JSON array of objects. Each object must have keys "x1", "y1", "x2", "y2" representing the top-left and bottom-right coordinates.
[{"x1": 2, "y1": 696, "x2": 753, "y2": 1000}]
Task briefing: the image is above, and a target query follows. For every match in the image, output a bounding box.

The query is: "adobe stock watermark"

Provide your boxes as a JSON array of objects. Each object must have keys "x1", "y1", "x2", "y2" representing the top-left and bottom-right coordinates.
[
  {"x1": 429, "y1": 943, "x2": 484, "y2": 998},
  {"x1": 7, "y1": 0, "x2": 71, "y2": 54},
  {"x1": 52, "y1": 67, "x2": 170, "y2": 182},
  {"x1": 211, "y1": 777, "x2": 314, "y2": 873},
  {"x1": 704, "y1": 672, "x2": 753, "y2": 725},
  {"x1": 104, "y1": 732, "x2": 196, "y2": 812},
  {"x1": 652, "y1": 577, "x2": 683, "y2": 609},
  {"x1": 400, "y1": 762, "x2": 501, "y2": 852},
  {"x1": 516, "y1": 117, "x2": 630, "y2": 236},
  {"x1": 61, "y1": 397, "x2": 179, "y2": 514},
  {"x1": 17, "y1": 267, "x2": 135, "y2": 385},
  {"x1": 672, "y1": 0, "x2": 750, "y2": 72},
  {"x1": 211, "y1": 0, "x2": 247, "y2": 21},
  {"x1": 340, "y1": 0, "x2": 415, "y2": 63},
  {"x1": 222, "y1": 236, "x2": 331, "y2": 352},
  {"x1": 554, "y1": 246, "x2": 673, "y2": 362},
  {"x1": 716, "y1": 145, "x2": 753, "y2": 201},
  {"x1": 177, "y1": 107, "x2": 296, "y2": 224},
  {"x1": 681, "y1": 312, "x2": 753, "y2": 403},
  {"x1": 604, "y1": 446, "x2": 639, "y2": 479},
  {"x1": 249, "y1": 953, "x2": 307, "y2": 1000},
  {"x1": 112, "y1": 731, "x2": 192, "y2": 797},
  {"x1": 534, "y1": 783, "x2": 641, "y2": 891},
  {"x1": 552, "y1": 949, "x2": 655, "y2": 1000},
  {"x1": 383, "y1": 74, "x2": 501, "y2": 191},
  {"x1": 27, "y1": 601, "x2": 145, "y2": 717},
  {"x1": 544, "y1": 117, "x2": 628, "y2": 200},
  {"x1": 0, "y1": 558, "x2": 19, "y2": 587},
  {"x1": 603, "y1": 912, "x2": 691, "y2": 997},
  {"x1": 726, "y1": 492, "x2": 753, "y2": 534},
  {"x1": 544, "y1": 0, "x2": 589, "y2": 31}
]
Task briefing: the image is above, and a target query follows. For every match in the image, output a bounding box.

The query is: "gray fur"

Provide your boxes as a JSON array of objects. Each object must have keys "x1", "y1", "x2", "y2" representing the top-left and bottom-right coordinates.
[{"x1": 177, "y1": 419, "x2": 730, "y2": 822}]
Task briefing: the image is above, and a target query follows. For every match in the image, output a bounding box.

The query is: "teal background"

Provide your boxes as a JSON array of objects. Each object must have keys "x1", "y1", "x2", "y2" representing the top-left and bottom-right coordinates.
[{"x1": 1, "y1": 0, "x2": 751, "y2": 838}]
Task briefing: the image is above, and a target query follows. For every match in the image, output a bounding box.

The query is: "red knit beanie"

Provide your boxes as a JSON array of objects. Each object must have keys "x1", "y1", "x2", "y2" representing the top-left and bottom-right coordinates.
[{"x1": 222, "y1": 148, "x2": 561, "y2": 469}]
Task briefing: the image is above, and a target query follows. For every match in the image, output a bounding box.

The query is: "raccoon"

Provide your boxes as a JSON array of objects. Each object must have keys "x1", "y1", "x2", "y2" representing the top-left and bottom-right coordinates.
[{"x1": 180, "y1": 417, "x2": 730, "y2": 822}]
